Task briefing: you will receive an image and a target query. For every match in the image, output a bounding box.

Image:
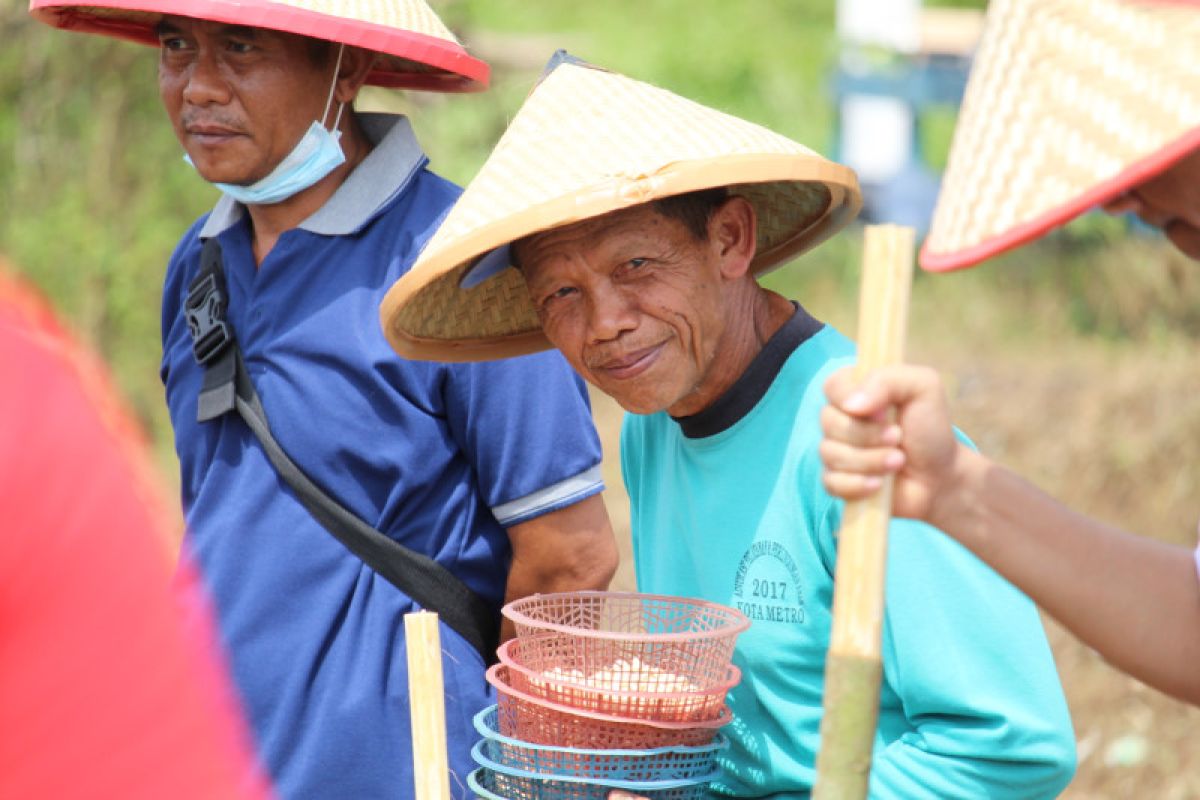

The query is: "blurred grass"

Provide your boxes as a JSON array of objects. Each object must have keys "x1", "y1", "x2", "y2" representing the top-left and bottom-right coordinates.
[{"x1": 4, "y1": 0, "x2": 1200, "y2": 794}]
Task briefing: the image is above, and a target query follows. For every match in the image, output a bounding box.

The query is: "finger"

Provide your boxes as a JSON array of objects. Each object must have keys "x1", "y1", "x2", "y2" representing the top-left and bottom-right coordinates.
[
  {"x1": 820, "y1": 404, "x2": 901, "y2": 447},
  {"x1": 1133, "y1": 203, "x2": 1175, "y2": 230},
  {"x1": 1100, "y1": 192, "x2": 1142, "y2": 216},
  {"x1": 823, "y1": 367, "x2": 896, "y2": 418},
  {"x1": 822, "y1": 365, "x2": 862, "y2": 406},
  {"x1": 826, "y1": 365, "x2": 945, "y2": 418},
  {"x1": 1163, "y1": 219, "x2": 1200, "y2": 261},
  {"x1": 818, "y1": 438, "x2": 905, "y2": 476},
  {"x1": 849, "y1": 365, "x2": 945, "y2": 418},
  {"x1": 822, "y1": 469, "x2": 884, "y2": 501}
]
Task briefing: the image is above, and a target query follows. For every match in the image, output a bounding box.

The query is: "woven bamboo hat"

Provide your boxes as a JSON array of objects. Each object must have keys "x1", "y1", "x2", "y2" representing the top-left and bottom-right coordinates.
[
  {"x1": 28, "y1": 0, "x2": 488, "y2": 91},
  {"x1": 921, "y1": 0, "x2": 1200, "y2": 272},
  {"x1": 381, "y1": 52, "x2": 861, "y2": 362}
]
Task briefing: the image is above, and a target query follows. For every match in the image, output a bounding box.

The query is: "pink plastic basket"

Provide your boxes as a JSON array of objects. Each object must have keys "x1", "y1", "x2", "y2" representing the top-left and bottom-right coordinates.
[
  {"x1": 502, "y1": 593, "x2": 748, "y2": 678},
  {"x1": 504, "y1": 592, "x2": 749, "y2": 642},
  {"x1": 497, "y1": 634, "x2": 740, "y2": 722},
  {"x1": 487, "y1": 663, "x2": 729, "y2": 750}
]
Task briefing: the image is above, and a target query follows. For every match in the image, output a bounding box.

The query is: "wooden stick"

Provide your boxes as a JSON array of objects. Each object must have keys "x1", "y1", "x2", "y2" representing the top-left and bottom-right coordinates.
[
  {"x1": 813, "y1": 224, "x2": 915, "y2": 800},
  {"x1": 405, "y1": 611, "x2": 451, "y2": 800}
]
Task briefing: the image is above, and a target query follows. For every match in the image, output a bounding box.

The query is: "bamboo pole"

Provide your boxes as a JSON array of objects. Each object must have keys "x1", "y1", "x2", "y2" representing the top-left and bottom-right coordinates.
[
  {"x1": 813, "y1": 224, "x2": 915, "y2": 800},
  {"x1": 405, "y1": 611, "x2": 451, "y2": 800}
]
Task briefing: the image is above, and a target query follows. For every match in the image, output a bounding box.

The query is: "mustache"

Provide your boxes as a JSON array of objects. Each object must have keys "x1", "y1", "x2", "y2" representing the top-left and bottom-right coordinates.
[{"x1": 180, "y1": 111, "x2": 247, "y2": 133}]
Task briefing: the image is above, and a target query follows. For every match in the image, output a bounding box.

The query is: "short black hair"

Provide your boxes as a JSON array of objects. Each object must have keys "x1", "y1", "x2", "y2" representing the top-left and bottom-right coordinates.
[
  {"x1": 307, "y1": 37, "x2": 337, "y2": 65},
  {"x1": 652, "y1": 187, "x2": 730, "y2": 240}
]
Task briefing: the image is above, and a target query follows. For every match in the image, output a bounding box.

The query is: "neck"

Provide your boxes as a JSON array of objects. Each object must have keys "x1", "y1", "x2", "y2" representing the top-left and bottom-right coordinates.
[
  {"x1": 668, "y1": 285, "x2": 793, "y2": 417},
  {"x1": 245, "y1": 114, "x2": 371, "y2": 266}
]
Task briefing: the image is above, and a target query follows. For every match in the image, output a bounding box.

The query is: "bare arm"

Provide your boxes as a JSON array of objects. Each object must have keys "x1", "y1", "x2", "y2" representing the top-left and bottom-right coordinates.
[
  {"x1": 820, "y1": 364, "x2": 1200, "y2": 704},
  {"x1": 502, "y1": 493, "x2": 619, "y2": 641}
]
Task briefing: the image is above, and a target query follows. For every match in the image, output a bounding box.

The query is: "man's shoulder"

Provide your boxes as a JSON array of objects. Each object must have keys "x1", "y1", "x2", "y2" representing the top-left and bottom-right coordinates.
[
  {"x1": 161, "y1": 213, "x2": 215, "y2": 313},
  {"x1": 170, "y1": 213, "x2": 213, "y2": 263},
  {"x1": 378, "y1": 166, "x2": 461, "y2": 221}
]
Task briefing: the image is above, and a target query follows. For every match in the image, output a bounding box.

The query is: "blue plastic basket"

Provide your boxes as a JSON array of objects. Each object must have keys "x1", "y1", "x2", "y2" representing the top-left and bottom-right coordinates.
[
  {"x1": 466, "y1": 765, "x2": 717, "y2": 800},
  {"x1": 473, "y1": 705, "x2": 727, "y2": 782}
]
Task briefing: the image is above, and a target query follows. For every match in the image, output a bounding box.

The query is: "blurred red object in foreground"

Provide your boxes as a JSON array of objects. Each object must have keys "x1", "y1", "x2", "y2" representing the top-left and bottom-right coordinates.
[{"x1": 0, "y1": 264, "x2": 273, "y2": 800}]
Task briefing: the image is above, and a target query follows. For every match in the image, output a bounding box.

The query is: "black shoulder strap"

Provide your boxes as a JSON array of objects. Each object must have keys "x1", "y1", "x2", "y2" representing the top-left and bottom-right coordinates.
[{"x1": 184, "y1": 238, "x2": 499, "y2": 664}]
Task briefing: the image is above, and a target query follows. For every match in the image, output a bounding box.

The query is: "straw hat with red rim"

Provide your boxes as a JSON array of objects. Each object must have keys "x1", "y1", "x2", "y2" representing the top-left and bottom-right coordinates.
[
  {"x1": 921, "y1": 0, "x2": 1200, "y2": 273},
  {"x1": 28, "y1": 0, "x2": 489, "y2": 92},
  {"x1": 380, "y1": 51, "x2": 862, "y2": 363}
]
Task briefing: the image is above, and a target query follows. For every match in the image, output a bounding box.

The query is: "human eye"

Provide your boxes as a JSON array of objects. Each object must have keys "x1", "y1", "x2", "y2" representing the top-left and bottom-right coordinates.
[
  {"x1": 226, "y1": 38, "x2": 255, "y2": 55},
  {"x1": 535, "y1": 285, "x2": 577, "y2": 312},
  {"x1": 617, "y1": 257, "x2": 653, "y2": 278},
  {"x1": 156, "y1": 28, "x2": 190, "y2": 52}
]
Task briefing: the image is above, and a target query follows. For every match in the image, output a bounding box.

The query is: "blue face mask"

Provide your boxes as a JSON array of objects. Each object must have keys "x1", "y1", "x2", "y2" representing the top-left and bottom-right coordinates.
[{"x1": 186, "y1": 44, "x2": 348, "y2": 206}]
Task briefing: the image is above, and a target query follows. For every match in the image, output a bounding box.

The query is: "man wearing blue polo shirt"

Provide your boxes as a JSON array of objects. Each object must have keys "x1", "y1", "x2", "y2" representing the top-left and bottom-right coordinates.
[{"x1": 31, "y1": 1, "x2": 618, "y2": 797}]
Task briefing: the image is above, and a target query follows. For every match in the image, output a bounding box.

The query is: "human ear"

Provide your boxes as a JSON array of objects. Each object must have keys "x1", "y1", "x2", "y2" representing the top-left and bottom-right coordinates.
[
  {"x1": 335, "y1": 46, "x2": 376, "y2": 104},
  {"x1": 710, "y1": 195, "x2": 757, "y2": 280}
]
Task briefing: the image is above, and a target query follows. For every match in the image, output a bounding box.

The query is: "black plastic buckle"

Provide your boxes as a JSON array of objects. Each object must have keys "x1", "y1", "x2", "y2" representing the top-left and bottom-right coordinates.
[{"x1": 185, "y1": 273, "x2": 232, "y2": 365}]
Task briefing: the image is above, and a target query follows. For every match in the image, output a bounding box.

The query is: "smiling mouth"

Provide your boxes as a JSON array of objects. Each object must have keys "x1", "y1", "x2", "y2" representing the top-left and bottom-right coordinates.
[{"x1": 591, "y1": 342, "x2": 665, "y2": 381}]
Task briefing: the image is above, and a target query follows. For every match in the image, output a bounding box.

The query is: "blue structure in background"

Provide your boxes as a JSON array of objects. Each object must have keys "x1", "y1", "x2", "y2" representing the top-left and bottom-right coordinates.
[{"x1": 830, "y1": 4, "x2": 981, "y2": 237}]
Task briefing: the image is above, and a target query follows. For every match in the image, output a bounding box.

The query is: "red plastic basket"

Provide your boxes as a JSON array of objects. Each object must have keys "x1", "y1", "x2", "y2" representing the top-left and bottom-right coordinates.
[
  {"x1": 487, "y1": 663, "x2": 729, "y2": 749},
  {"x1": 497, "y1": 634, "x2": 740, "y2": 722}
]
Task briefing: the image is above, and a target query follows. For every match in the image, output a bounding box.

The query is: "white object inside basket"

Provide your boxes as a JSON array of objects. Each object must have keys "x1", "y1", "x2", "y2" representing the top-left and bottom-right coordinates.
[{"x1": 538, "y1": 657, "x2": 702, "y2": 694}]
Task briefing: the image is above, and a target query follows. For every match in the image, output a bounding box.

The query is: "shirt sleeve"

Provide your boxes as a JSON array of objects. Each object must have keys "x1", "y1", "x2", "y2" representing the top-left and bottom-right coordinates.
[
  {"x1": 863, "y1": 517, "x2": 1078, "y2": 799},
  {"x1": 443, "y1": 348, "x2": 604, "y2": 527}
]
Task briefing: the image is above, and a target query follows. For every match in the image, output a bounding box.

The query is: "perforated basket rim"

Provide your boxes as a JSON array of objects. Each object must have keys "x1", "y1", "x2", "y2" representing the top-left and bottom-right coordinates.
[
  {"x1": 468, "y1": 768, "x2": 509, "y2": 800},
  {"x1": 473, "y1": 705, "x2": 730, "y2": 758},
  {"x1": 470, "y1": 741, "x2": 722, "y2": 790},
  {"x1": 497, "y1": 636, "x2": 743, "y2": 699},
  {"x1": 466, "y1": 768, "x2": 712, "y2": 800},
  {"x1": 486, "y1": 663, "x2": 733, "y2": 730},
  {"x1": 501, "y1": 591, "x2": 751, "y2": 642}
]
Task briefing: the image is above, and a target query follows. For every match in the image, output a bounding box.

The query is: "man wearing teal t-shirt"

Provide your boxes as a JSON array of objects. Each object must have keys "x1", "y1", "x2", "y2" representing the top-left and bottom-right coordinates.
[{"x1": 381, "y1": 53, "x2": 1077, "y2": 798}]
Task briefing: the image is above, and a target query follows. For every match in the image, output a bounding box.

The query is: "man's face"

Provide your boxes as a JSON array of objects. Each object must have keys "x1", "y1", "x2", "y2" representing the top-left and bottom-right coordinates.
[
  {"x1": 157, "y1": 17, "x2": 335, "y2": 186},
  {"x1": 517, "y1": 202, "x2": 743, "y2": 417},
  {"x1": 1103, "y1": 147, "x2": 1200, "y2": 259}
]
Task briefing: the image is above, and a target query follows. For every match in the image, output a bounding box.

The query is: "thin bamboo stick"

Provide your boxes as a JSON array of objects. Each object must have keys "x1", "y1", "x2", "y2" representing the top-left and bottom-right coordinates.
[
  {"x1": 405, "y1": 611, "x2": 451, "y2": 800},
  {"x1": 813, "y1": 224, "x2": 915, "y2": 800}
]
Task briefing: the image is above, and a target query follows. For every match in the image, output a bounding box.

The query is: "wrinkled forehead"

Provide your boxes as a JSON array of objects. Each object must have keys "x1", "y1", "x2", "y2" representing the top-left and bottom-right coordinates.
[{"x1": 514, "y1": 203, "x2": 680, "y2": 271}]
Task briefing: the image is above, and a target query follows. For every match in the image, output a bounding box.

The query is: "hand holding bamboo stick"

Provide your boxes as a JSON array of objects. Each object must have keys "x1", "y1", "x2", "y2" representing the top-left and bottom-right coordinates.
[{"x1": 813, "y1": 224, "x2": 915, "y2": 800}]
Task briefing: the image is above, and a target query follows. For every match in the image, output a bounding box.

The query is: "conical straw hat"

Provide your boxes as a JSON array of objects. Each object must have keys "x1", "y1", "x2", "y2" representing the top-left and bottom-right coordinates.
[
  {"x1": 28, "y1": 0, "x2": 488, "y2": 91},
  {"x1": 921, "y1": 0, "x2": 1200, "y2": 272},
  {"x1": 381, "y1": 52, "x2": 861, "y2": 362}
]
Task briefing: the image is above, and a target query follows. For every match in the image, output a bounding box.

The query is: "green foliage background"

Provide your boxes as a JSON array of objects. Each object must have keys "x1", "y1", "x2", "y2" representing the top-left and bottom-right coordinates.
[{"x1": 3, "y1": 0, "x2": 1197, "y2": 468}]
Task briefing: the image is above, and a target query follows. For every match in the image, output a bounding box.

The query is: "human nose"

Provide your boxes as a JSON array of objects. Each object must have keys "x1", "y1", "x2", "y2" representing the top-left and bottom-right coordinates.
[
  {"x1": 586, "y1": 286, "x2": 637, "y2": 343},
  {"x1": 180, "y1": 50, "x2": 231, "y2": 106}
]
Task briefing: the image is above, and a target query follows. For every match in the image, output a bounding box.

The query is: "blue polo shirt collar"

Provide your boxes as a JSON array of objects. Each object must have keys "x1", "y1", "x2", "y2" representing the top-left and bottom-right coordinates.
[{"x1": 198, "y1": 113, "x2": 428, "y2": 240}]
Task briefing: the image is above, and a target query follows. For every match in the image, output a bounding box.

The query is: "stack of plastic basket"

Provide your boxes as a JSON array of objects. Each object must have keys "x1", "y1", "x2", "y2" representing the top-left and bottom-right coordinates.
[{"x1": 469, "y1": 591, "x2": 750, "y2": 800}]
